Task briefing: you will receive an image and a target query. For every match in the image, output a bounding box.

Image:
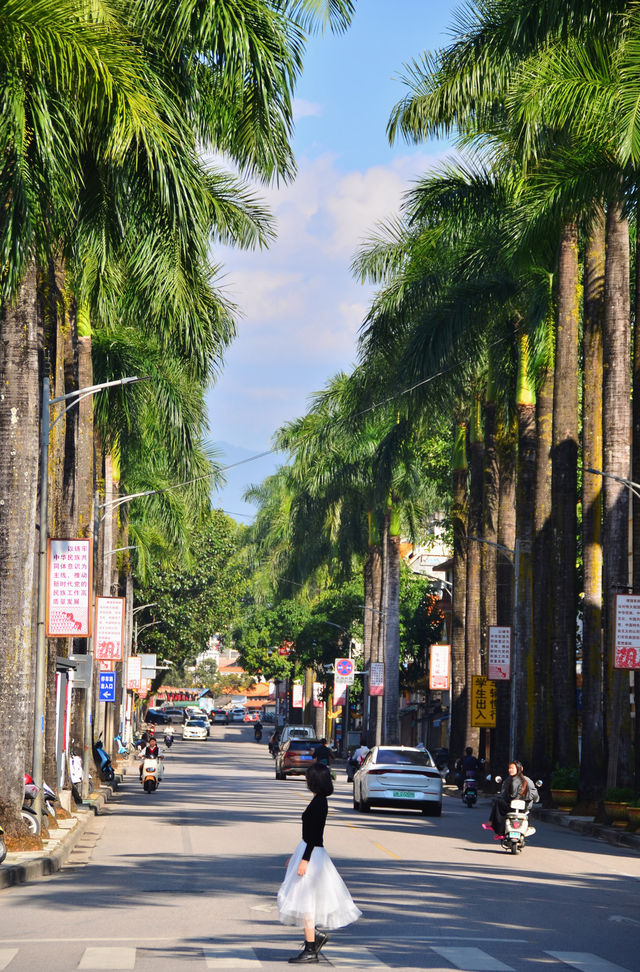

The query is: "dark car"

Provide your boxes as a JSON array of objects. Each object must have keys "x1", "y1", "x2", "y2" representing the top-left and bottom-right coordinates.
[
  {"x1": 161, "y1": 707, "x2": 188, "y2": 725},
  {"x1": 275, "y1": 738, "x2": 319, "y2": 780},
  {"x1": 211, "y1": 709, "x2": 229, "y2": 724},
  {"x1": 145, "y1": 708, "x2": 171, "y2": 725}
]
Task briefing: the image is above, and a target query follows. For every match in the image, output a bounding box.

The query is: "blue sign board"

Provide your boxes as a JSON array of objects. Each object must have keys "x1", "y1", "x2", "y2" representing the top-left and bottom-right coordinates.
[{"x1": 99, "y1": 672, "x2": 117, "y2": 702}]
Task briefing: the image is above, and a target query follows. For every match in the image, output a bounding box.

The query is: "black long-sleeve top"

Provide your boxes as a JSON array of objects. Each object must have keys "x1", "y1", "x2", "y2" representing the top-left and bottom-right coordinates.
[{"x1": 301, "y1": 793, "x2": 327, "y2": 861}]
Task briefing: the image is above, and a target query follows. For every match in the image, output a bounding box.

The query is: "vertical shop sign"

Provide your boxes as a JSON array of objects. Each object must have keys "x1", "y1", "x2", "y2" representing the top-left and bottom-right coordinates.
[
  {"x1": 46, "y1": 539, "x2": 92, "y2": 636},
  {"x1": 471, "y1": 675, "x2": 497, "y2": 727}
]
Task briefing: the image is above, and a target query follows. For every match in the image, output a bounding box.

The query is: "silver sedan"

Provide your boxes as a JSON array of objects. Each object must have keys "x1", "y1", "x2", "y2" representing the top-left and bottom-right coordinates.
[{"x1": 353, "y1": 745, "x2": 443, "y2": 816}]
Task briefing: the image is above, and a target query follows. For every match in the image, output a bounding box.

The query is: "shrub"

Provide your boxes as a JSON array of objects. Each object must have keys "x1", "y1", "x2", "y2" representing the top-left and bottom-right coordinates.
[
  {"x1": 604, "y1": 786, "x2": 635, "y2": 804},
  {"x1": 550, "y1": 765, "x2": 579, "y2": 789}
]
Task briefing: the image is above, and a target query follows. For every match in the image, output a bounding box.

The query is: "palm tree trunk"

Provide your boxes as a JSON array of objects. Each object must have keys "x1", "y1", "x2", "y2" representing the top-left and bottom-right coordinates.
[
  {"x1": 481, "y1": 375, "x2": 499, "y2": 766},
  {"x1": 495, "y1": 410, "x2": 516, "y2": 772},
  {"x1": 514, "y1": 333, "x2": 536, "y2": 762},
  {"x1": 449, "y1": 417, "x2": 468, "y2": 761},
  {"x1": 581, "y1": 210, "x2": 606, "y2": 803},
  {"x1": 634, "y1": 217, "x2": 640, "y2": 793},
  {"x1": 0, "y1": 264, "x2": 42, "y2": 837},
  {"x1": 602, "y1": 201, "x2": 631, "y2": 788},
  {"x1": 465, "y1": 394, "x2": 483, "y2": 751},
  {"x1": 383, "y1": 501, "x2": 401, "y2": 745},
  {"x1": 531, "y1": 325, "x2": 554, "y2": 779},
  {"x1": 361, "y1": 547, "x2": 373, "y2": 739},
  {"x1": 550, "y1": 222, "x2": 580, "y2": 768}
]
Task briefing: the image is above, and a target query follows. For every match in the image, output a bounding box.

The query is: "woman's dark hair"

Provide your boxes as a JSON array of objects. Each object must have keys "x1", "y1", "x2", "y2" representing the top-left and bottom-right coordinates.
[
  {"x1": 514, "y1": 760, "x2": 528, "y2": 796},
  {"x1": 306, "y1": 762, "x2": 334, "y2": 796}
]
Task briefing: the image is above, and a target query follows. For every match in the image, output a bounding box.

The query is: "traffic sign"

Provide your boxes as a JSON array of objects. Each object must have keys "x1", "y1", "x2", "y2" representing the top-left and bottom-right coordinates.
[
  {"x1": 335, "y1": 657, "x2": 354, "y2": 685},
  {"x1": 99, "y1": 671, "x2": 117, "y2": 702}
]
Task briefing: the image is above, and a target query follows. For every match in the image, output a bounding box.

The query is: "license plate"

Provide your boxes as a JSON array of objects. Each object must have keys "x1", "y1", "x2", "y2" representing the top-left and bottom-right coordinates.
[
  {"x1": 299, "y1": 755, "x2": 312, "y2": 760},
  {"x1": 393, "y1": 790, "x2": 415, "y2": 798}
]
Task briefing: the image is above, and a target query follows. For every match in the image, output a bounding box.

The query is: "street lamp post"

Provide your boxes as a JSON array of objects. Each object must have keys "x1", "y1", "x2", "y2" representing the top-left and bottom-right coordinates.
[{"x1": 33, "y1": 375, "x2": 147, "y2": 818}]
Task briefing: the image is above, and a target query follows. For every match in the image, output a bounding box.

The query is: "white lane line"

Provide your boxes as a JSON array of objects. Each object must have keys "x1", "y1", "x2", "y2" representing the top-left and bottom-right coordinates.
[
  {"x1": 546, "y1": 953, "x2": 632, "y2": 972},
  {"x1": 203, "y1": 944, "x2": 262, "y2": 968},
  {"x1": 78, "y1": 947, "x2": 136, "y2": 970},
  {"x1": 326, "y1": 946, "x2": 390, "y2": 968},
  {"x1": 431, "y1": 947, "x2": 514, "y2": 971},
  {"x1": 0, "y1": 950, "x2": 18, "y2": 970}
]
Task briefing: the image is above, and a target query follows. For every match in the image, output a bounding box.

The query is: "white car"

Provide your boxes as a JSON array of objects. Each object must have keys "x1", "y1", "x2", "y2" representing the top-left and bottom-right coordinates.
[
  {"x1": 353, "y1": 746, "x2": 443, "y2": 816},
  {"x1": 182, "y1": 719, "x2": 208, "y2": 741}
]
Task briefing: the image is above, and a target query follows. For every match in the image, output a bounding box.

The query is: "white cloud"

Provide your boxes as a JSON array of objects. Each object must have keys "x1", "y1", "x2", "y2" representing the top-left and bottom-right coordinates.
[{"x1": 293, "y1": 98, "x2": 323, "y2": 120}]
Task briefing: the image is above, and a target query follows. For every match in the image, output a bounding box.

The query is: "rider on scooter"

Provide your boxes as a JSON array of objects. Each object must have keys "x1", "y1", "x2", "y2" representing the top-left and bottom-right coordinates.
[
  {"x1": 483, "y1": 760, "x2": 535, "y2": 837},
  {"x1": 139, "y1": 733, "x2": 160, "y2": 779}
]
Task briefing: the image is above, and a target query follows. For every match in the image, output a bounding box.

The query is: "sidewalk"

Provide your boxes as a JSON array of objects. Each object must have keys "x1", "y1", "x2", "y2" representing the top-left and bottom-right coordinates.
[
  {"x1": 444, "y1": 784, "x2": 640, "y2": 854},
  {"x1": 0, "y1": 763, "x2": 130, "y2": 890}
]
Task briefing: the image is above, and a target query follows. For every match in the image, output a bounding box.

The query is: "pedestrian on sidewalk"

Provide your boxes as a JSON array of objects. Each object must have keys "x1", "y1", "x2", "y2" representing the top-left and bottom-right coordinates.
[{"x1": 278, "y1": 763, "x2": 361, "y2": 964}]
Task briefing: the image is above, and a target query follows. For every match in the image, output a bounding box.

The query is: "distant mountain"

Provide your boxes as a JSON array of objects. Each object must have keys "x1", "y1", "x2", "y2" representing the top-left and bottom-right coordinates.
[{"x1": 211, "y1": 441, "x2": 282, "y2": 524}]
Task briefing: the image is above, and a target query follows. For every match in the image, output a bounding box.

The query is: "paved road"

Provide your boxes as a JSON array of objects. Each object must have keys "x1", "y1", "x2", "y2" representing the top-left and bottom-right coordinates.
[{"x1": 1, "y1": 728, "x2": 639, "y2": 971}]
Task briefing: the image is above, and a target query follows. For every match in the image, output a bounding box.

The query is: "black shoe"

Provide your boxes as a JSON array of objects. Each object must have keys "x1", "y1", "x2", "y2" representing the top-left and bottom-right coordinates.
[
  {"x1": 288, "y1": 945, "x2": 318, "y2": 964},
  {"x1": 314, "y1": 932, "x2": 329, "y2": 952}
]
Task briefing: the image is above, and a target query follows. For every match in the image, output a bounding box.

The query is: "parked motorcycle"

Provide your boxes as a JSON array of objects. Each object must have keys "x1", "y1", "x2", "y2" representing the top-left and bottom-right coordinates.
[
  {"x1": 140, "y1": 754, "x2": 163, "y2": 793},
  {"x1": 114, "y1": 734, "x2": 133, "y2": 758},
  {"x1": 0, "y1": 822, "x2": 6, "y2": 864},
  {"x1": 462, "y1": 771, "x2": 478, "y2": 808},
  {"x1": 93, "y1": 738, "x2": 115, "y2": 782},
  {"x1": 22, "y1": 775, "x2": 41, "y2": 835}
]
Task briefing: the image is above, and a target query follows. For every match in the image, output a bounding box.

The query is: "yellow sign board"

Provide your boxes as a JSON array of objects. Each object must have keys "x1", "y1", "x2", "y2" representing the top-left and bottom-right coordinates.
[{"x1": 471, "y1": 675, "x2": 497, "y2": 728}]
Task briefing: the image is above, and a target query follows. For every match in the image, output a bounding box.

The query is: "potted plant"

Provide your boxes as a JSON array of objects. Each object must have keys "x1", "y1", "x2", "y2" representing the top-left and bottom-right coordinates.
[
  {"x1": 625, "y1": 797, "x2": 640, "y2": 832},
  {"x1": 550, "y1": 766, "x2": 579, "y2": 812},
  {"x1": 604, "y1": 787, "x2": 635, "y2": 827}
]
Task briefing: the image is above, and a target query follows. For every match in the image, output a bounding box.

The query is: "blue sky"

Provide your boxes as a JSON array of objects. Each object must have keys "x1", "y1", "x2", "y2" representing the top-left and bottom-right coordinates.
[{"x1": 208, "y1": 0, "x2": 459, "y2": 519}]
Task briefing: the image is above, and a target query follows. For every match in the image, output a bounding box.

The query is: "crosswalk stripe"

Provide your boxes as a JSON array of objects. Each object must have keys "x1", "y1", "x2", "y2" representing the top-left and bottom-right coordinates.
[
  {"x1": 0, "y1": 950, "x2": 18, "y2": 970},
  {"x1": 325, "y1": 946, "x2": 390, "y2": 968},
  {"x1": 78, "y1": 947, "x2": 136, "y2": 970},
  {"x1": 546, "y1": 952, "x2": 632, "y2": 972},
  {"x1": 203, "y1": 944, "x2": 261, "y2": 969},
  {"x1": 430, "y1": 947, "x2": 514, "y2": 971}
]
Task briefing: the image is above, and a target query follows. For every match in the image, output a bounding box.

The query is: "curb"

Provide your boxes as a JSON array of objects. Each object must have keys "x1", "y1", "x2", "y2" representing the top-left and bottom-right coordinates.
[
  {"x1": 531, "y1": 806, "x2": 640, "y2": 852},
  {"x1": 0, "y1": 809, "x2": 93, "y2": 889},
  {"x1": 0, "y1": 768, "x2": 127, "y2": 889}
]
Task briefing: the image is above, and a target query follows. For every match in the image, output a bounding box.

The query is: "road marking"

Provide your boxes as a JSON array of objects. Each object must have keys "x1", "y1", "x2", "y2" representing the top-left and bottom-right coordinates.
[
  {"x1": 546, "y1": 953, "x2": 632, "y2": 972},
  {"x1": 371, "y1": 841, "x2": 401, "y2": 860},
  {"x1": 0, "y1": 950, "x2": 17, "y2": 970},
  {"x1": 203, "y1": 944, "x2": 262, "y2": 968},
  {"x1": 430, "y1": 947, "x2": 514, "y2": 971},
  {"x1": 78, "y1": 947, "x2": 136, "y2": 969},
  {"x1": 326, "y1": 945, "x2": 390, "y2": 968}
]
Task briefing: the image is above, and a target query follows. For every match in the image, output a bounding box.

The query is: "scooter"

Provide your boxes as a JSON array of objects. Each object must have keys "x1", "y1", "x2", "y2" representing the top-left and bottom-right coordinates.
[
  {"x1": 140, "y1": 754, "x2": 163, "y2": 793},
  {"x1": 114, "y1": 734, "x2": 133, "y2": 758},
  {"x1": 93, "y1": 738, "x2": 115, "y2": 782},
  {"x1": 22, "y1": 776, "x2": 41, "y2": 835},
  {"x1": 164, "y1": 729, "x2": 174, "y2": 748},
  {"x1": 501, "y1": 797, "x2": 536, "y2": 854},
  {"x1": 254, "y1": 725, "x2": 263, "y2": 742},
  {"x1": 462, "y1": 771, "x2": 478, "y2": 808},
  {"x1": 0, "y1": 822, "x2": 6, "y2": 864}
]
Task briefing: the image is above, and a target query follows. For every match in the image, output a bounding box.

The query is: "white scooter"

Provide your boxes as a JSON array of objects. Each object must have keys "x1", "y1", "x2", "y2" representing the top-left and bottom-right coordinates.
[
  {"x1": 140, "y1": 755, "x2": 164, "y2": 793},
  {"x1": 502, "y1": 797, "x2": 535, "y2": 853}
]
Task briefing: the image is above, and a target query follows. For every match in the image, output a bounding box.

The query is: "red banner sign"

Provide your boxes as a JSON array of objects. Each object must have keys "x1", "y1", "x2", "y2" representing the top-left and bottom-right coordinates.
[
  {"x1": 46, "y1": 538, "x2": 92, "y2": 636},
  {"x1": 95, "y1": 596, "x2": 125, "y2": 660}
]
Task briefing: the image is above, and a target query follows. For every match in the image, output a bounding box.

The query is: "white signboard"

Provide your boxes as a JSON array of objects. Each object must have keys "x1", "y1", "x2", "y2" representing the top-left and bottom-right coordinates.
[
  {"x1": 614, "y1": 595, "x2": 640, "y2": 669},
  {"x1": 46, "y1": 538, "x2": 92, "y2": 636},
  {"x1": 292, "y1": 682, "x2": 303, "y2": 708},
  {"x1": 429, "y1": 644, "x2": 450, "y2": 691},
  {"x1": 488, "y1": 626, "x2": 512, "y2": 680},
  {"x1": 127, "y1": 655, "x2": 142, "y2": 691},
  {"x1": 369, "y1": 661, "x2": 384, "y2": 697},
  {"x1": 334, "y1": 681, "x2": 347, "y2": 706},
  {"x1": 312, "y1": 682, "x2": 324, "y2": 708},
  {"x1": 95, "y1": 596, "x2": 125, "y2": 660}
]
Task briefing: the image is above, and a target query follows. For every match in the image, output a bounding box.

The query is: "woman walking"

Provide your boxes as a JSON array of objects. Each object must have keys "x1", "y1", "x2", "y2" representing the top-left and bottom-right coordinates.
[{"x1": 278, "y1": 763, "x2": 361, "y2": 964}]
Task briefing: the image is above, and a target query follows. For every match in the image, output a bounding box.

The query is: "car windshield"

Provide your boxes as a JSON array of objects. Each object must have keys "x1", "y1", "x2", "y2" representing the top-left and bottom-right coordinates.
[
  {"x1": 376, "y1": 749, "x2": 436, "y2": 767},
  {"x1": 186, "y1": 720, "x2": 206, "y2": 727}
]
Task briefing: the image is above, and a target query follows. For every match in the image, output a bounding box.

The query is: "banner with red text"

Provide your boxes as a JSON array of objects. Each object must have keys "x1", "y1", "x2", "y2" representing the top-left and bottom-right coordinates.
[
  {"x1": 95, "y1": 596, "x2": 125, "y2": 661},
  {"x1": 46, "y1": 539, "x2": 92, "y2": 636},
  {"x1": 614, "y1": 595, "x2": 640, "y2": 669},
  {"x1": 429, "y1": 644, "x2": 450, "y2": 690}
]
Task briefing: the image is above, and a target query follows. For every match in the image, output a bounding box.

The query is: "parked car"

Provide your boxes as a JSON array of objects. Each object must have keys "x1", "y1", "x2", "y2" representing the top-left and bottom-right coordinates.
[
  {"x1": 279, "y1": 725, "x2": 316, "y2": 745},
  {"x1": 275, "y1": 738, "x2": 319, "y2": 779},
  {"x1": 353, "y1": 746, "x2": 443, "y2": 816},
  {"x1": 145, "y1": 709, "x2": 171, "y2": 726},
  {"x1": 161, "y1": 707, "x2": 189, "y2": 725},
  {"x1": 182, "y1": 718, "x2": 209, "y2": 741},
  {"x1": 211, "y1": 709, "x2": 228, "y2": 724}
]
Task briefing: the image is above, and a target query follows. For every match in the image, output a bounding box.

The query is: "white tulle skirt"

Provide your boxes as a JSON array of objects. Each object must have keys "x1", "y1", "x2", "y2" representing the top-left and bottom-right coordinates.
[{"x1": 277, "y1": 841, "x2": 362, "y2": 930}]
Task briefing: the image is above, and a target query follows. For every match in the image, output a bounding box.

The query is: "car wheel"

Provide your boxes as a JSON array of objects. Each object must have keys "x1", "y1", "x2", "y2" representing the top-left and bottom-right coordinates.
[
  {"x1": 422, "y1": 802, "x2": 442, "y2": 817},
  {"x1": 352, "y1": 792, "x2": 360, "y2": 811},
  {"x1": 360, "y1": 799, "x2": 371, "y2": 813}
]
